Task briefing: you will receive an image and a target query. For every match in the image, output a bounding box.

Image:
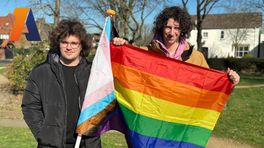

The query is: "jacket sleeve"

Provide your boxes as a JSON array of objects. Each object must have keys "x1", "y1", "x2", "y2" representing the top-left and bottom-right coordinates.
[{"x1": 21, "y1": 75, "x2": 44, "y2": 140}]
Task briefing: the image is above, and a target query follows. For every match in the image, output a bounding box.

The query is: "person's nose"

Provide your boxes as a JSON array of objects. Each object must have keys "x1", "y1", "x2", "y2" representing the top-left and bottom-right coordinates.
[
  {"x1": 171, "y1": 28, "x2": 178, "y2": 34},
  {"x1": 65, "y1": 43, "x2": 73, "y2": 49}
]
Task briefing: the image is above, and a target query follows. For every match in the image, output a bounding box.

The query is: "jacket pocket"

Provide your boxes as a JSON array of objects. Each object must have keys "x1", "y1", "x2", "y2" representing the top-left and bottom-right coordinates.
[{"x1": 37, "y1": 124, "x2": 62, "y2": 147}]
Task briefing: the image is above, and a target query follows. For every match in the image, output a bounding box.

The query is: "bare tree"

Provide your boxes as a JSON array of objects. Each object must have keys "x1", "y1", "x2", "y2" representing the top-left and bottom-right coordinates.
[
  {"x1": 250, "y1": 0, "x2": 264, "y2": 12},
  {"x1": 221, "y1": 0, "x2": 251, "y2": 13},
  {"x1": 181, "y1": 0, "x2": 220, "y2": 51},
  {"x1": 77, "y1": 0, "x2": 164, "y2": 44},
  {"x1": 227, "y1": 28, "x2": 249, "y2": 57},
  {"x1": 29, "y1": 0, "x2": 61, "y2": 26},
  {"x1": 221, "y1": 0, "x2": 261, "y2": 57},
  {"x1": 134, "y1": 24, "x2": 153, "y2": 46},
  {"x1": 29, "y1": 0, "x2": 165, "y2": 44}
]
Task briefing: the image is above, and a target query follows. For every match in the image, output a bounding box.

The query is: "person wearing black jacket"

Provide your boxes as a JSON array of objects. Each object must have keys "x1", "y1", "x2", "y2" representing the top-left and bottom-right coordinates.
[{"x1": 22, "y1": 19, "x2": 101, "y2": 148}]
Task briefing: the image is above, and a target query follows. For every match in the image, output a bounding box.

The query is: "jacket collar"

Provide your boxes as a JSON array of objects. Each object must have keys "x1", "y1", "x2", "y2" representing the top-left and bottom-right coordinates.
[{"x1": 148, "y1": 40, "x2": 194, "y2": 61}]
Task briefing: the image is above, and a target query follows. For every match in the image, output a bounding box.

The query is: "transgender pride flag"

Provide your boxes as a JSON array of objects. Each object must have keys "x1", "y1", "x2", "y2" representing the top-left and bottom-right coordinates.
[{"x1": 76, "y1": 17, "x2": 116, "y2": 136}]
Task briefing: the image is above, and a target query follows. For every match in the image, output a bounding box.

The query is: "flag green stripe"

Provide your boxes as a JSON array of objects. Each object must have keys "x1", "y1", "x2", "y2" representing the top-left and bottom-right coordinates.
[{"x1": 119, "y1": 103, "x2": 212, "y2": 147}]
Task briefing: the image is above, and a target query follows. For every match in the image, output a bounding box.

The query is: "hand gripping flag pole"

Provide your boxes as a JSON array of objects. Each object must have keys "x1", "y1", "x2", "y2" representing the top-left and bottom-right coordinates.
[{"x1": 74, "y1": 10, "x2": 116, "y2": 148}]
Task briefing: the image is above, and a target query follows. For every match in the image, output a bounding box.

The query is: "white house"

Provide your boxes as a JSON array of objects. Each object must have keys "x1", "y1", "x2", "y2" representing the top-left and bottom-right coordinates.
[{"x1": 188, "y1": 12, "x2": 263, "y2": 58}]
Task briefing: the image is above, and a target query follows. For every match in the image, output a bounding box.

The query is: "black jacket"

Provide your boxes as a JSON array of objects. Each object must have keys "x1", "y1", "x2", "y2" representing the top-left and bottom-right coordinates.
[{"x1": 22, "y1": 53, "x2": 100, "y2": 147}]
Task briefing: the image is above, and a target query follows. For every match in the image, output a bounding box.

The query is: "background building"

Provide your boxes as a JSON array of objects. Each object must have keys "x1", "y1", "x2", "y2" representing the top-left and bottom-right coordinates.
[{"x1": 189, "y1": 12, "x2": 263, "y2": 58}]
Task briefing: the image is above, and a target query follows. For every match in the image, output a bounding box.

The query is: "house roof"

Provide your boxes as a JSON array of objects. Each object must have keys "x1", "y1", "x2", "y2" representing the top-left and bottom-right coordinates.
[
  {"x1": 191, "y1": 12, "x2": 262, "y2": 29},
  {"x1": 0, "y1": 13, "x2": 28, "y2": 34}
]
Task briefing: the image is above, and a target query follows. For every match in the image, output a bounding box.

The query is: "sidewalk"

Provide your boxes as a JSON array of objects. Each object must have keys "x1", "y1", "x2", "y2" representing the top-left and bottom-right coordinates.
[
  {"x1": 236, "y1": 84, "x2": 264, "y2": 88},
  {"x1": 0, "y1": 118, "x2": 27, "y2": 128},
  {"x1": 0, "y1": 74, "x2": 9, "y2": 85}
]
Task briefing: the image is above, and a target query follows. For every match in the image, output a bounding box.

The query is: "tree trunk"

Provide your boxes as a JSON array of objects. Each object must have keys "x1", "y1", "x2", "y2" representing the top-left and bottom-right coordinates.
[
  {"x1": 54, "y1": 0, "x2": 60, "y2": 26},
  {"x1": 196, "y1": 1, "x2": 202, "y2": 51},
  {"x1": 196, "y1": 21, "x2": 202, "y2": 51}
]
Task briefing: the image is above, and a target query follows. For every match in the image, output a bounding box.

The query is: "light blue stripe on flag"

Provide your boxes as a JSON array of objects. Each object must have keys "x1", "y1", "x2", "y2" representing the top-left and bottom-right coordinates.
[
  {"x1": 77, "y1": 91, "x2": 115, "y2": 125},
  {"x1": 105, "y1": 17, "x2": 112, "y2": 41}
]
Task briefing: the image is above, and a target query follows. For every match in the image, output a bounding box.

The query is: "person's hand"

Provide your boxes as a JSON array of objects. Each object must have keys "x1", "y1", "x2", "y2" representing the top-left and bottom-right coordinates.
[
  {"x1": 227, "y1": 68, "x2": 240, "y2": 85},
  {"x1": 112, "y1": 37, "x2": 128, "y2": 46}
]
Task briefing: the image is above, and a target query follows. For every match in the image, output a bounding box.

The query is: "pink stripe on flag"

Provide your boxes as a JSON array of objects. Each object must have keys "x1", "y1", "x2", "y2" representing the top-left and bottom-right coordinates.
[{"x1": 81, "y1": 81, "x2": 114, "y2": 111}]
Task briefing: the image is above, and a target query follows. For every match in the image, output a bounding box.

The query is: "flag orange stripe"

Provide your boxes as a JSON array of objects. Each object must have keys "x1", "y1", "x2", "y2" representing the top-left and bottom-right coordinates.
[
  {"x1": 112, "y1": 62, "x2": 228, "y2": 112},
  {"x1": 110, "y1": 44, "x2": 233, "y2": 95}
]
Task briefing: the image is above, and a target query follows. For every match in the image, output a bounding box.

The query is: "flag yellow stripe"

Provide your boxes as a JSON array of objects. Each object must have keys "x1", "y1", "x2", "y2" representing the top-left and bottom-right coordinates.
[
  {"x1": 115, "y1": 80, "x2": 220, "y2": 130},
  {"x1": 112, "y1": 62, "x2": 228, "y2": 112}
]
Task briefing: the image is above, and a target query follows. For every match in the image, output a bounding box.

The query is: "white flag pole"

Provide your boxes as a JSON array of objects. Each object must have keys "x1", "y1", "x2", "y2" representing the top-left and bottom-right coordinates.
[{"x1": 74, "y1": 135, "x2": 82, "y2": 148}]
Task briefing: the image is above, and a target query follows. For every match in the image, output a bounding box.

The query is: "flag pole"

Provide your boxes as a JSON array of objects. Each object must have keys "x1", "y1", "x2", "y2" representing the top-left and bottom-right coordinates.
[
  {"x1": 74, "y1": 135, "x2": 82, "y2": 148},
  {"x1": 74, "y1": 9, "x2": 116, "y2": 148}
]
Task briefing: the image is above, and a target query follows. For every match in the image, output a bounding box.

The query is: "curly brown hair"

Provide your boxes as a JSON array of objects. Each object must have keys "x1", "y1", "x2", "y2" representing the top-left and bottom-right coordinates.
[
  {"x1": 153, "y1": 6, "x2": 192, "y2": 38},
  {"x1": 49, "y1": 19, "x2": 92, "y2": 57}
]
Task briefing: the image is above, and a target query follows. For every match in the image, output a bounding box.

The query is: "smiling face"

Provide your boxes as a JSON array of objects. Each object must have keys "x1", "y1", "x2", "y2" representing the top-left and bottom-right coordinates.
[
  {"x1": 162, "y1": 18, "x2": 181, "y2": 47},
  {"x1": 59, "y1": 35, "x2": 82, "y2": 66}
]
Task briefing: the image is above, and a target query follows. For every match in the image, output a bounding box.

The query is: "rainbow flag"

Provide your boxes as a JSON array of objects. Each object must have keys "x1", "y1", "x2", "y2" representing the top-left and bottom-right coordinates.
[
  {"x1": 110, "y1": 44, "x2": 234, "y2": 148},
  {"x1": 76, "y1": 17, "x2": 116, "y2": 136}
]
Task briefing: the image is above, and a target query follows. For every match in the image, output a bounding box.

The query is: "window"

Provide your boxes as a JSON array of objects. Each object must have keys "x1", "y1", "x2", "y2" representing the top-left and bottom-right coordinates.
[
  {"x1": 0, "y1": 34, "x2": 9, "y2": 39},
  {"x1": 235, "y1": 45, "x2": 249, "y2": 58},
  {"x1": 220, "y1": 31, "x2": 224, "y2": 39},
  {"x1": 203, "y1": 32, "x2": 208, "y2": 38}
]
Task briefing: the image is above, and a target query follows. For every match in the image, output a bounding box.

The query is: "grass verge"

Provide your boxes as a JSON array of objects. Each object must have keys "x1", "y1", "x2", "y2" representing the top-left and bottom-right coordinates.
[
  {"x1": 238, "y1": 74, "x2": 264, "y2": 85},
  {"x1": 0, "y1": 127, "x2": 127, "y2": 148},
  {"x1": 0, "y1": 67, "x2": 5, "y2": 75},
  {"x1": 0, "y1": 127, "x2": 36, "y2": 148},
  {"x1": 213, "y1": 87, "x2": 264, "y2": 147}
]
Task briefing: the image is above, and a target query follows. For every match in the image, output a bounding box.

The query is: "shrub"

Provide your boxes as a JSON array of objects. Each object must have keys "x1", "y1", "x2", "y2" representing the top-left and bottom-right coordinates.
[
  {"x1": 7, "y1": 47, "x2": 47, "y2": 94},
  {"x1": 243, "y1": 54, "x2": 253, "y2": 58}
]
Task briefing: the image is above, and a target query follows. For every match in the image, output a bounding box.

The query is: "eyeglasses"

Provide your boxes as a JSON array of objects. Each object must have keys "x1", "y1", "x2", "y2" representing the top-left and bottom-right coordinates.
[{"x1": 60, "y1": 41, "x2": 80, "y2": 49}]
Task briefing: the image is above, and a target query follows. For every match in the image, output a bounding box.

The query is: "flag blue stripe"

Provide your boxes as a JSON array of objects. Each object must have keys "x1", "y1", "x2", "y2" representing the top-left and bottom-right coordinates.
[
  {"x1": 77, "y1": 91, "x2": 115, "y2": 125},
  {"x1": 105, "y1": 17, "x2": 111, "y2": 41},
  {"x1": 127, "y1": 130, "x2": 204, "y2": 148}
]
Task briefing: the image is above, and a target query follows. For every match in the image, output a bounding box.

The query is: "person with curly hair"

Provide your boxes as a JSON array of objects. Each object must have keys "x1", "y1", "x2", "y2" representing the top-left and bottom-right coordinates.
[
  {"x1": 22, "y1": 19, "x2": 102, "y2": 147},
  {"x1": 113, "y1": 6, "x2": 240, "y2": 84}
]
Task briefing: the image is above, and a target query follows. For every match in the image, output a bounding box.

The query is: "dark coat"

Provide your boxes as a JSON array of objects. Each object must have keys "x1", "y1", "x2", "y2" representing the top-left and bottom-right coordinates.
[{"x1": 22, "y1": 53, "x2": 101, "y2": 148}]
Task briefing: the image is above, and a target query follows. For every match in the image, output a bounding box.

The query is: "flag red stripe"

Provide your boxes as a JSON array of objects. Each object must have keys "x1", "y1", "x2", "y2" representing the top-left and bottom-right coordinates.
[{"x1": 110, "y1": 44, "x2": 233, "y2": 95}]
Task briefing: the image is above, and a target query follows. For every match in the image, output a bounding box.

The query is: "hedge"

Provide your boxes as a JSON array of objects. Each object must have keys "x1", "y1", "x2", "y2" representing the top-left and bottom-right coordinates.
[{"x1": 207, "y1": 58, "x2": 264, "y2": 74}]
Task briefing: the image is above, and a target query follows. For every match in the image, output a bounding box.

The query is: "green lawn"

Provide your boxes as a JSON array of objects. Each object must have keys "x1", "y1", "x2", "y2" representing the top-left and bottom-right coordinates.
[
  {"x1": 213, "y1": 87, "x2": 264, "y2": 147},
  {"x1": 0, "y1": 67, "x2": 5, "y2": 75},
  {"x1": 238, "y1": 74, "x2": 264, "y2": 85},
  {"x1": 0, "y1": 127, "x2": 127, "y2": 148},
  {"x1": 0, "y1": 127, "x2": 36, "y2": 148}
]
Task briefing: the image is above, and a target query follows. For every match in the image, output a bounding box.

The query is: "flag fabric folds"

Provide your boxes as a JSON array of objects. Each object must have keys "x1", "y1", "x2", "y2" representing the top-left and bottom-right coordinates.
[
  {"x1": 110, "y1": 44, "x2": 234, "y2": 148},
  {"x1": 76, "y1": 17, "x2": 116, "y2": 136}
]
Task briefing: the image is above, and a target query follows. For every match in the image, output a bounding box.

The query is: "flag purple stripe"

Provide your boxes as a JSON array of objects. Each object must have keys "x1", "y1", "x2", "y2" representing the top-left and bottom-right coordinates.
[{"x1": 127, "y1": 130, "x2": 204, "y2": 148}]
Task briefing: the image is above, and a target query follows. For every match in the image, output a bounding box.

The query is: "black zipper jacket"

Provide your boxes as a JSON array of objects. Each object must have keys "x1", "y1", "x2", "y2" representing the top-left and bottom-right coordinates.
[{"x1": 22, "y1": 53, "x2": 100, "y2": 147}]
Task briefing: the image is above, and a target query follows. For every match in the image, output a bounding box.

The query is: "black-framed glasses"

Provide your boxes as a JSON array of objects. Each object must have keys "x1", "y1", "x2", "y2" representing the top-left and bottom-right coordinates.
[{"x1": 60, "y1": 41, "x2": 80, "y2": 49}]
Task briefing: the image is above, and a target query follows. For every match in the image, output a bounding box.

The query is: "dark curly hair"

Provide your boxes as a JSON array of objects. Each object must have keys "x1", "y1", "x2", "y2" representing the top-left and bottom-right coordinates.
[
  {"x1": 153, "y1": 6, "x2": 192, "y2": 38},
  {"x1": 49, "y1": 19, "x2": 92, "y2": 57}
]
